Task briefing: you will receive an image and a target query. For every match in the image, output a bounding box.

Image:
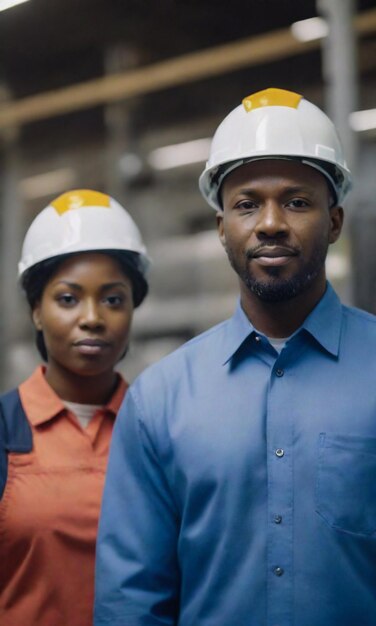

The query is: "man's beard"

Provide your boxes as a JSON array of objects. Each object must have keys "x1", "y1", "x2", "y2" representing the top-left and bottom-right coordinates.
[{"x1": 226, "y1": 244, "x2": 328, "y2": 303}]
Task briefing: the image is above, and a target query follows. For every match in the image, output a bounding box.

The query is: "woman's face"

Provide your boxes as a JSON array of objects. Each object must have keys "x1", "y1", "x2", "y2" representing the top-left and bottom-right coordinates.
[{"x1": 32, "y1": 253, "x2": 134, "y2": 380}]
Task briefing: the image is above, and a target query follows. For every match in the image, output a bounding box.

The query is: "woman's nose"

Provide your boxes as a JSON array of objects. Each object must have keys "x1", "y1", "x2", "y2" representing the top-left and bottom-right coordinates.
[{"x1": 79, "y1": 300, "x2": 104, "y2": 329}]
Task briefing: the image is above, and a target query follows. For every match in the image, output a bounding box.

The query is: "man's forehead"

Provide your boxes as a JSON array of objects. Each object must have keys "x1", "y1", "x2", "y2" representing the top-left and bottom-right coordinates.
[{"x1": 222, "y1": 158, "x2": 329, "y2": 194}]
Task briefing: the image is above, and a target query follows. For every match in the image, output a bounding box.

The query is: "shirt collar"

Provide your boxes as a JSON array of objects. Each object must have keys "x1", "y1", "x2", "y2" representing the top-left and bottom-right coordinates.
[
  {"x1": 299, "y1": 282, "x2": 342, "y2": 357},
  {"x1": 19, "y1": 365, "x2": 128, "y2": 427},
  {"x1": 220, "y1": 283, "x2": 342, "y2": 365},
  {"x1": 220, "y1": 302, "x2": 256, "y2": 364},
  {"x1": 106, "y1": 376, "x2": 128, "y2": 416}
]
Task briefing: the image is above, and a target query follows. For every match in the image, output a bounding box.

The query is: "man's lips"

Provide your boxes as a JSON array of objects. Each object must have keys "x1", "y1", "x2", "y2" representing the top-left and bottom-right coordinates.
[{"x1": 249, "y1": 246, "x2": 298, "y2": 267}]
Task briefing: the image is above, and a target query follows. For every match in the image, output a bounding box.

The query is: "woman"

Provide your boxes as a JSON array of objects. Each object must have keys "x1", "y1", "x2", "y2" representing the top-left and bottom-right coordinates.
[{"x1": 0, "y1": 189, "x2": 150, "y2": 626}]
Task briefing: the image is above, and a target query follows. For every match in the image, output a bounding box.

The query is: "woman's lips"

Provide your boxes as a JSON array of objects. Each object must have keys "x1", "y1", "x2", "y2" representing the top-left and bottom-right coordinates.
[{"x1": 73, "y1": 339, "x2": 110, "y2": 355}]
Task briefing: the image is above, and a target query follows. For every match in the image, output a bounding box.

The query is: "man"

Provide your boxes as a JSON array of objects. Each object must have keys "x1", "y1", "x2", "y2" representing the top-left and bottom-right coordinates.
[{"x1": 94, "y1": 88, "x2": 376, "y2": 626}]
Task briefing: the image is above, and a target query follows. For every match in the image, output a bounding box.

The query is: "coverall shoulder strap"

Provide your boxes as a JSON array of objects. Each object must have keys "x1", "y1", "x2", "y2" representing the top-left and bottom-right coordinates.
[{"x1": 0, "y1": 388, "x2": 33, "y2": 499}]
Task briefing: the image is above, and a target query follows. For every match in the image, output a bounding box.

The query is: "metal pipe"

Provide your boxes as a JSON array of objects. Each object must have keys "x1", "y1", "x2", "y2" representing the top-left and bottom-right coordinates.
[{"x1": 0, "y1": 8, "x2": 374, "y2": 129}]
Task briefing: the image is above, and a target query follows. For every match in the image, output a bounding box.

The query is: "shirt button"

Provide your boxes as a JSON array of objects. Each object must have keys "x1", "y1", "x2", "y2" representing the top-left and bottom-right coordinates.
[
  {"x1": 274, "y1": 515, "x2": 282, "y2": 524},
  {"x1": 275, "y1": 448, "x2": 284, "y2": 458},
  {"x1": 276, "y1": 368, "x2": 284, "y2": 377},
  {"x1": 274, "y1": 566, "x2": 284, "y2": 577},
  {"x1": 254, "y1": 335, "x2": 261, "y2": 342}
]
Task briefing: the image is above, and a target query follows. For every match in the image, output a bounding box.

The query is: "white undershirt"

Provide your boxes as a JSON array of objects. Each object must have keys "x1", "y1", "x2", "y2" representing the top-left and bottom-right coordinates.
[
  {"x1": 254, "y1": 327, "x2": 290, "y2": 354},
  {"x1": 64, "y1": 401, "x2": 103, "y2": 429},
  {"x1": 267, "y1": 336, "x2": 288, "y2": 354}
]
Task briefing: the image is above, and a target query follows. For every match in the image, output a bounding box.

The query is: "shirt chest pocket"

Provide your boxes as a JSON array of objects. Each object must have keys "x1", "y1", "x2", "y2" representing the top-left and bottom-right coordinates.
[{"x1": 315, "y1": 433, "x2": 376, "y2": 536}]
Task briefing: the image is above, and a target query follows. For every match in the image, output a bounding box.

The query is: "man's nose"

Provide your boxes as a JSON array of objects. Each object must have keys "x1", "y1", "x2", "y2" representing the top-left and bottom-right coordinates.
[{"x1": 254, "y1": 202, "x2": 289, "y2": 239}]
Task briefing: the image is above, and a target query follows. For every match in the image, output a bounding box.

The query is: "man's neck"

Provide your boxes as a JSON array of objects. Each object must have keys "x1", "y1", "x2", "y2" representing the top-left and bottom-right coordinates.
[{"x1": 239, "y1": 279, "x2": 327, "y2": 338}]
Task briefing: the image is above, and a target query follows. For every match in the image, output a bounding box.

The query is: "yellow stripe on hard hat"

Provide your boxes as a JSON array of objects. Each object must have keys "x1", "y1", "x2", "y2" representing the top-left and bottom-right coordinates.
[
  {"x1": 242, "y1": 88, "x2": 302, "y2": 112},
  {"x1": 51, "y1": 189, "x2": 111, "y2": 215}
]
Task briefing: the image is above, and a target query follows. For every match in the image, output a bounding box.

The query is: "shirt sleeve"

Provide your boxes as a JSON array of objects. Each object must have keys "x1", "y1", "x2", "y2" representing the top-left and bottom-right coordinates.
[{"x1": 94, "y1": 386, "x2": 180, "y2": 626}]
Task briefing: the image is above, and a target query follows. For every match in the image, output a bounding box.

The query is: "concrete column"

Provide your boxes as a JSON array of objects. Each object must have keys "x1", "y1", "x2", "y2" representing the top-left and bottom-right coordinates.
[
  {"x1": 317, "y1": 0, "x2": 359, "y2": 177},
  {"x1": 0, "y1": 87, "x2": 25, "y2": 389}
]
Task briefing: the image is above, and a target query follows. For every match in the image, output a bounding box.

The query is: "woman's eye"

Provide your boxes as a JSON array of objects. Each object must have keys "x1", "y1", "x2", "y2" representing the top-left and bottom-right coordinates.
[
  {"x1": 104, "y1": 295, "x2": 124, "y2": 306},
  {"x1": 57, "y1": 294, "x2": 77, "y2": 306}
]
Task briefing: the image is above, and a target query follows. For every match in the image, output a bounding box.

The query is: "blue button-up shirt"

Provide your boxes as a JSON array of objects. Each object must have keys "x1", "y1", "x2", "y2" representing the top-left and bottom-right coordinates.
[{"x1": 95, "y1": 284, "x2": 376, "y2": 626}]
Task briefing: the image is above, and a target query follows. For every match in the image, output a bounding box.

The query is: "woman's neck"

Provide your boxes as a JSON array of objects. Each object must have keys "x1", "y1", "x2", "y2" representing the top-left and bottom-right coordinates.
[{"x1": 44, "y1": 364, "x2": 118, "y2": 404}]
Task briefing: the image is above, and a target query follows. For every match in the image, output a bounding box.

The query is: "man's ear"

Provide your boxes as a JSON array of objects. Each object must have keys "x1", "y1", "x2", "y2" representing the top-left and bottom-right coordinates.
[
  {"x1": 32, "y1": 306, "x2": 42, "y2": 331},
  {"x1": 216, "y1": 211, "x2": 226, "y2": 248},
  {"x1": 329, "y1": 205, "x2": 344, "y2": 244}
]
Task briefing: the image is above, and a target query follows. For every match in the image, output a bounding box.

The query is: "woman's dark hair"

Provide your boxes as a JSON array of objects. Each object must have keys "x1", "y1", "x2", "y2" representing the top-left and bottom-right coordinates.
[{"x1": 21, "y1": 250, "x2": 148, "y2": 361}]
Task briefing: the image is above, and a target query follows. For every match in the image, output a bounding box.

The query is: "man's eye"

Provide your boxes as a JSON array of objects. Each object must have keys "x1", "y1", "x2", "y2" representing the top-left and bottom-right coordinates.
[
  {"x1": 288, "y1": 198, "x2": 309, "y2": 209},
  {"x1": 235, "y1": 200, "x2": 257, "y2": 211}
]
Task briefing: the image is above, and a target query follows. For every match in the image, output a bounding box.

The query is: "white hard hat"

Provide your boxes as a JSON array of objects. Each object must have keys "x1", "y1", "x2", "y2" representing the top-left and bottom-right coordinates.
[
  {"x1": 19, "y1": 189, "x2": 150, "y2": 305},
  {"x1": 199, "y1": 87, "x2": 352, "y2": 211},
  {"x1": 19, "y1": 189, "x2": 150, "y2": 276}
]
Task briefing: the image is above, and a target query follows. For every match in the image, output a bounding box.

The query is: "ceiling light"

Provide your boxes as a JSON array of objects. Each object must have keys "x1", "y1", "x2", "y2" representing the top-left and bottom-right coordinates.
[
  {"x1": 349, "y1": 108, "x2": 376, "y2": 132},
  {"x1": 148, "y1": 138, "x2": 211, "y2": 170},
  {"x1": 290, "y1": 17, "x2": 329, "y2": 42},
  {"x1": 0, "y1": 0, "x2": 30, "y2": 12},
  {"x1": 118, "y1": 153, "x2": 144, "y2": 179}
]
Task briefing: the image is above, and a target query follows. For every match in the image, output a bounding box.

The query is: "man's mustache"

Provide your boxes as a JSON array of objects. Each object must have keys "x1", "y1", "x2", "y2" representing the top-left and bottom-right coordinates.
[{"x1": 245, "y1": 243, "x2": 300, "y2": 259}]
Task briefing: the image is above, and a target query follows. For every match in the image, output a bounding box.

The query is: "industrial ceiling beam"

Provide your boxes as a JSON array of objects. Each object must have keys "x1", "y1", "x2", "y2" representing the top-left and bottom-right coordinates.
[{"x1": 0, "y1": 8, "x2": 375, "y2": 129}]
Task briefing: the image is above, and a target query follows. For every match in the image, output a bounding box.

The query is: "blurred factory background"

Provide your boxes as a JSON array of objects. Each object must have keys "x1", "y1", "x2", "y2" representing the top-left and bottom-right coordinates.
[{"x1": 0, "y1": 0, "x2": 375, "y2": 388}]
